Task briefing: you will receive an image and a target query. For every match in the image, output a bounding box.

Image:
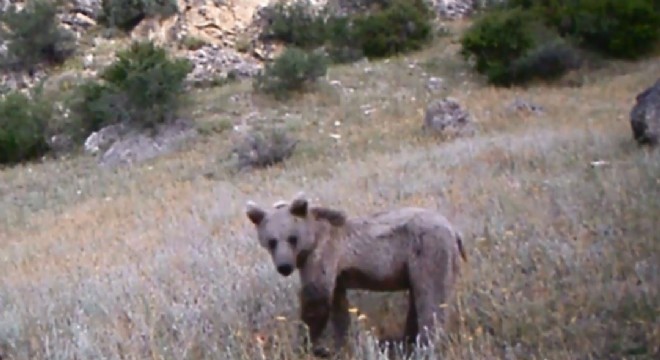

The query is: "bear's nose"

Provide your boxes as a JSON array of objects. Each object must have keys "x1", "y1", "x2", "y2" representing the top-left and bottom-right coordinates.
[{"x1": 277, "y1": 264, "x2": 293, "y2": 276}]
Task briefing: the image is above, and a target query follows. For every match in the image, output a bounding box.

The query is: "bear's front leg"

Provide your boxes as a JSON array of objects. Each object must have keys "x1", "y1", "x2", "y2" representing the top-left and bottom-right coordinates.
[{"x1": 299, "y1": 284, "x2": 331, "y2": 357}]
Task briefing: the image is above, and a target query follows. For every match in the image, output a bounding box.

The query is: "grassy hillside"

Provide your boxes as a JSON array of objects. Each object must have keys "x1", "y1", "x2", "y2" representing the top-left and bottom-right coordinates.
[{"x1": 1, "y1": 21, "x2": 659, "y2": 359}]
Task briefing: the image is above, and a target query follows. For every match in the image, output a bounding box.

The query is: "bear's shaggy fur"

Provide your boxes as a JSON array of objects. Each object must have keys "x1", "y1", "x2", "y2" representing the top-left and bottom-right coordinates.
[{"x1": 245, "y1": 192, "x2": 467, "y2": 357}]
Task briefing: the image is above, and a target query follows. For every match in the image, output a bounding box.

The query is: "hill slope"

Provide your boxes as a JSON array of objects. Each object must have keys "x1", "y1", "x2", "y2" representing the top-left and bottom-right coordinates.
[{"x1": 1, "y1": 21, "x2": 659, "y2": 360}]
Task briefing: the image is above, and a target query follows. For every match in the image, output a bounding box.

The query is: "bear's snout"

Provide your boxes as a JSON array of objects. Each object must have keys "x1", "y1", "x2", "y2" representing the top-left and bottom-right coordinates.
[{"x1": 277, "y1": 264, "x2": 294, "y2": 276}]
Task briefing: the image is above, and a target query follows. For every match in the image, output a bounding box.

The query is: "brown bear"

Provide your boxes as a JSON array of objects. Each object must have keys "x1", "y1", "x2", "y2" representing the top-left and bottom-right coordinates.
[{"x1": 245, "y1": 192, "x2": 467, "y2": 357}]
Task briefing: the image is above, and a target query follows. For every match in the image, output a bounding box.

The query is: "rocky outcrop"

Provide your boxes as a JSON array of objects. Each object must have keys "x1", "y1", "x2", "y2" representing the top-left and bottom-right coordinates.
[
  {"x1": 185, "y1": 45, "x2": 262, "y2": 87},
  {"x1": 630, "y1": 78, "x2": 660, "y2": 146},
  {"x1": 131, "y1": 0, "x2": 275, "y2": 49},
  {"x1": 435, "y1": 0, "x2": 481, "y2": 20},
  {"x1": 84, "y1": 118, "x2": 198, "y2": 167}
]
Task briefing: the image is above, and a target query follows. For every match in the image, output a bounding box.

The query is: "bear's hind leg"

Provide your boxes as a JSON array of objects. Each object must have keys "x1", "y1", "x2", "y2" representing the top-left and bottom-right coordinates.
[
  {"x1": 403, "y1": 290, "x2": 419, "y2": 344},
  {"x1": 331, "y1": 286, "x2": 350, "y2": 351},
  {"x1": 409, "y1": 259, "x2": 452, "y2": 348}
]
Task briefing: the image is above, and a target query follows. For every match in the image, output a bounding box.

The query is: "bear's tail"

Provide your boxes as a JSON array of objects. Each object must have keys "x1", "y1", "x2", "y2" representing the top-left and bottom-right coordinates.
[{"x1": 456, "y1": 233, "x2": 467, "y2": 262}]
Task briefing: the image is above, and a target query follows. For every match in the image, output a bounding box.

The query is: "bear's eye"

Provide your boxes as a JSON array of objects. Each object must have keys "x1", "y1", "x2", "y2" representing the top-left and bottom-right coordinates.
[
  {"x1": 287, "y1": 235, "x2": 298, "y2": 247},
  {"x1": 267, "y1": 238, "x2": 278, "y2": 250}
]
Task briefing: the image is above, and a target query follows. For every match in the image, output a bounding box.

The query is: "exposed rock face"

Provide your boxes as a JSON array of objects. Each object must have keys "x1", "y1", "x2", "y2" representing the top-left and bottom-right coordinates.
[
  {"x1": 423, "y1": 97, "x2": 475, "y2": 137},
  {"x1": 630, "y1": 78, "x2": 660, "y2": 146},
  {"x1": 131, "y1": 0, "x2": 275, "y2": 49}
]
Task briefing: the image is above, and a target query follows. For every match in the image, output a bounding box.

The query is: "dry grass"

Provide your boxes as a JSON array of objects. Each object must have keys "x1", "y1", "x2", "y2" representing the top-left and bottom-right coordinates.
[{"x1": 1, "y1": 23, "x2": 659, "y2": 360}]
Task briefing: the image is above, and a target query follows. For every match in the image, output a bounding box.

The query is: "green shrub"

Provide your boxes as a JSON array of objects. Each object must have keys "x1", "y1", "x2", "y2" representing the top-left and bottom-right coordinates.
[
  {"x1": 557, "y1": 0, "x2": 660, "y2": 59},
  {"x1": 0, "y1": 0, "x2": 76, "y2": 71},
  {"x1": 509, "y1": 38, "x2": 581, "y2": 83},
  {"x1": 323, "y1": 16, "x2": 365, "y2": 63},
  {"x1": 99, "y1": 0, "x2": 178, "y2": 32},
  {"x1": 253, "y1": 47, "x2": 329, "y2": 100},
  {"x1": 260, "y1": 0, "x2": 434, "y2": 61},
  {"x1": 500, "y1": 0, "x2": 660, "y2": 59},
  {"x1": 0, "y1": 90, "x2": 52, "y2": 165},
  {"x1": 72, "y1": 41, "x2": 192, "y2": 130},
  {"x1": 461, "y1": 7, "x2": 581, "y2": 86},
  {"x1": 260, "y1": 0, "x2": 327, "y2": 49},
  {"x1": 460, "y1": 8, "x2": 535, "y2": 85},
  {"x1": 352, "y1": 0, "x2": 434, "y2": 58}
]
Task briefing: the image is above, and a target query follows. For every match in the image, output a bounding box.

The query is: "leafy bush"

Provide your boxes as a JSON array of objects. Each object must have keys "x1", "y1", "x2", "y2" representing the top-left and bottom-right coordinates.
[
  {"x1": 72, "y1": 41, "x2": 192, "y2": 131},
  {"x1": 232, "y1": 127, "x2": 298, "y2": 170},
  {"x1": 556, "y1": 0, "x2": 660, "y2": 59},
  {"x1": 260, "y1": 0, "x2": 434, "y2": 61},
  {"x1": 351, "y1": 0, "x2": 434, "y2": 58},
  {"x1": 260, "y1": 0, "x2": 327, "y2": 49},
  {"x1": 253, "y1": 47, "x2": 329, "y2": 100},
  {"x1": 500, "y1": 0, "x2": 660, "y2": 59},
  {"x1": 460, "y1": 8, "x2": 535, "y2": 85},
  {"x1": 323, "y1": 16, "x2": 365, "y2": 63},
  {"x1": 0, "y1": 0, "x2": 76, "y2": 71},
  {"x1": 99, "y1": 0, "x2": 178, "y2": 32},
  {"x1": 0, "y1": 90, "x2": 52, "y2": 165},
  {"x1": 509, "y1": 38, "x2": 581, "y2": 83},
  {"x1": 460, "y1": 6, "x2": 581, "y2": 86}
]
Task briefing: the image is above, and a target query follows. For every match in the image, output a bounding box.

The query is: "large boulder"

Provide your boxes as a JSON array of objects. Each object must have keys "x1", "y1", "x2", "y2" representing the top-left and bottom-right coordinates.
[
  {"x1": 423, "y1": 97, "x2": 475, "y2": 137},
  {"x1": 630, "y1": 78, "x2": 660, "y2": 146}
]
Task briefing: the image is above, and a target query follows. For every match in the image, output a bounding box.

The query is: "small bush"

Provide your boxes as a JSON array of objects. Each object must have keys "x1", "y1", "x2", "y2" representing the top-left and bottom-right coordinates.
[
  {"x1": 72, "y1": 41, "x2": 192, "y2": 131},
  {"x1": 351, "y1": 0, "x2": 434, "y2": 58},
  {"x1": 0, "y1": 90, "x2": 52, "y2": 165},
  {"x1": 509, "y1": 38, "x2": 581, "y2": 83},
  {"x1": 99, "y1": 0, "x2": 178, "y2": 32},
  {"x1": 253, "y1": 47, "x2": 329, "y2": 100},
  {"x1": 0, "y1": 0, "x2": 76, "y2": 71},
  {"x1": 232, "y1": 127, "x2": 298, "y2": 170},
  {"x1": 260, "y1": 0, "x2": 327, "y2": 49}
]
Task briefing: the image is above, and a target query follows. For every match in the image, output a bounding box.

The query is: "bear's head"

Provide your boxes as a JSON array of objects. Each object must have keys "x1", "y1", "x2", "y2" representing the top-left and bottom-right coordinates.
[{"x1": 245, "y1": 192, "x2": 346, "y2": 277}]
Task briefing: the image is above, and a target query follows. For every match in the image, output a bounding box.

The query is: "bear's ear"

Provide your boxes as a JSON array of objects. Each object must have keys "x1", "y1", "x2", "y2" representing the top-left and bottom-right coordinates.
[
  {"x1": 246, "y1": 201, "x2": 266, "y2": 226},
  {"x1": 289, "y1": 192, "x2": 309, "y2": 218}
]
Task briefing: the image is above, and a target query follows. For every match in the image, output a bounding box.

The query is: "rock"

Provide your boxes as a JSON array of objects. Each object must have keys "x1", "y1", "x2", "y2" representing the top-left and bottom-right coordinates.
[
  {"x1": 185, "y1": 45, "x2": 262, "y2": 87},
  {"x1": 423, "y1": 97, "x2": 475, "y2": 137},
  {"x1": 69, "y1": 0, "x2": 102, "y2": 18},
  {"x1": 0, "y1": 68, "x2": 49, "y2": 93},
  {"x1": 506, "y1": 97, "x2": 544, "y2": 116},
  {"x1": 426, "y1": 76, "x2": 445, "y2": 93},
  {"x1": 435, "y1": 0, "x2": 483, "y2": 20},
  {"x1": 630, "y1": 78, "x2": 660, "y2": 146},
  {"x1": 84, "y1": 123, "x2": 128, "y2": 155},
  {"x1": 90, "y1": 118, "x2": 198, "y2": 167},
  {"x1": 60, "y1": 11, "x2": 98, "y2": 31}
]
